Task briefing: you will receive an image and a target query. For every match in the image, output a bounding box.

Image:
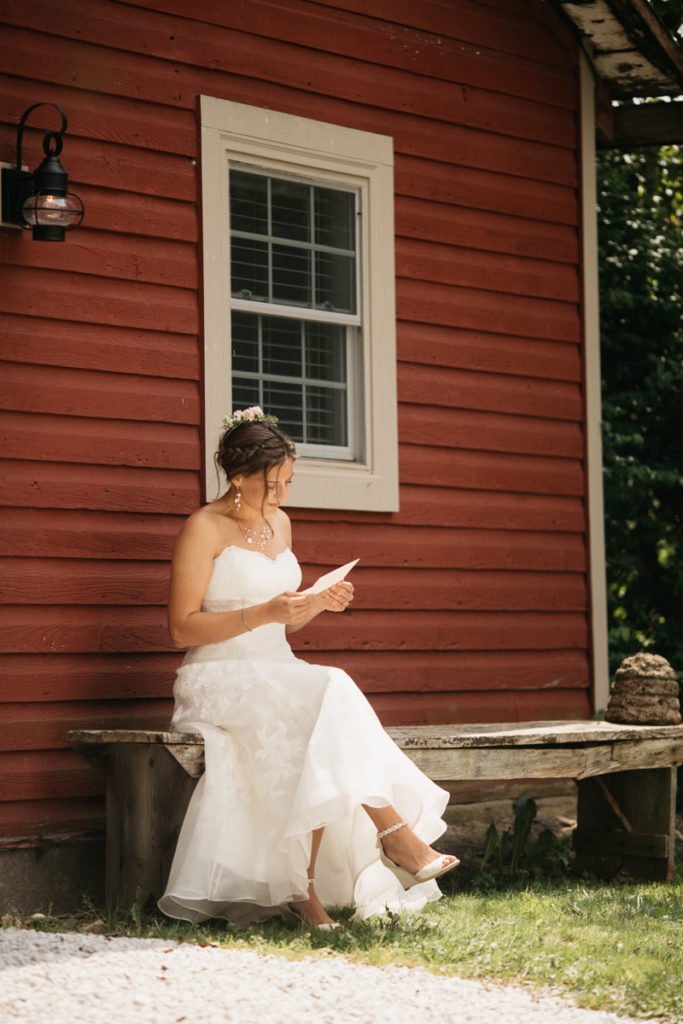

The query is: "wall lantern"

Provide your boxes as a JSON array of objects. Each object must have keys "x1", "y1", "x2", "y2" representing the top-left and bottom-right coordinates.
[{"x1": 1, "y1": 102, "x2": 84, "y2": 242}]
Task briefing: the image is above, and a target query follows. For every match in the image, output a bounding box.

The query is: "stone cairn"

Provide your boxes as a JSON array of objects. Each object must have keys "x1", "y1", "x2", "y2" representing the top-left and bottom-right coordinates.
[{"x1": 605, "y1": 652, "x2": 682, "y2": 725}]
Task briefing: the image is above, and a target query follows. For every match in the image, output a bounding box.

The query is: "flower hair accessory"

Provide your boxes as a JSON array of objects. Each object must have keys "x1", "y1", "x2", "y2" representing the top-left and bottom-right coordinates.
[{"x1": 221, "y1": 406, "x2": 279, "y2": 431}]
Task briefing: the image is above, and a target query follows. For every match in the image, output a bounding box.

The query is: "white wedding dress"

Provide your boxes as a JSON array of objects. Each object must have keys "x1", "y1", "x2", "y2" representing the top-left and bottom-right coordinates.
[{"x1": 158, "y1": 545, "x2": 450, "y2": 924}]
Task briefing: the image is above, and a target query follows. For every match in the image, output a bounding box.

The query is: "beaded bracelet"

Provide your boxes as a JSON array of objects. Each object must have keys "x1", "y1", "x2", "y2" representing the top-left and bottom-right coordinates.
[{"x1": 241, "y1": 607, "x2": 252, "y2": 632}]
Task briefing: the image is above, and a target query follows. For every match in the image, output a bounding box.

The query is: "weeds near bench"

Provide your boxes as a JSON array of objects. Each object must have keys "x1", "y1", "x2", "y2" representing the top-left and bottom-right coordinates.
[{"x1": 451, "y1": 796, "x2": 573, "y2": 891}]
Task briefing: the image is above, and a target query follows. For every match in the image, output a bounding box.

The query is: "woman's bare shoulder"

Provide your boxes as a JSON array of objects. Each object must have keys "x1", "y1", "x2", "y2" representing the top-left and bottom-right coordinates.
[
  {"x1": 176, "y1": 502, "x2": 231, "y2": 556},
  {"x1": 275, "y1": 508, "x2": 293, "y2": 544}
]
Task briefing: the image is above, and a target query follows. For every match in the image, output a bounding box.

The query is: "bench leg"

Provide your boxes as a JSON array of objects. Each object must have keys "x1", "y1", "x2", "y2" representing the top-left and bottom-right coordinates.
[
  {"x1": 574, "y1": 767, "x2": 676, "y2": 881},
  {"x1": 106, "y1": 744, "x2": 198, "y2": 910}
]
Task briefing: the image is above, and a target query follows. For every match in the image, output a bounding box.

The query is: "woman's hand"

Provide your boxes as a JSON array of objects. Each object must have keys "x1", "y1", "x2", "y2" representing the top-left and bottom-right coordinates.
[
  {"x1": 317, "y1": 581, "x2": 354, "y2": 613},
  {"x1": 266, "y1": 591, "x2": 316, "y2": 627}
]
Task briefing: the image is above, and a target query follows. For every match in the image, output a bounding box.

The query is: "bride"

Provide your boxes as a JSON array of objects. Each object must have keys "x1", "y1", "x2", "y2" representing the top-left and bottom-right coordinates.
[{"x1": 158, "y1": 407, "x2": 459, "y2": 929}]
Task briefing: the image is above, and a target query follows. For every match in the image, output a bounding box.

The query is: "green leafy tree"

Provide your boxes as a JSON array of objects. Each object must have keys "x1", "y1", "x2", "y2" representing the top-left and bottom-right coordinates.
[
  {"x1": 598, "y1": 141, "x2": 683, "y2": 677},
  {"x1": 650, "y1": 0, "x2": 683, "y2": 39}
]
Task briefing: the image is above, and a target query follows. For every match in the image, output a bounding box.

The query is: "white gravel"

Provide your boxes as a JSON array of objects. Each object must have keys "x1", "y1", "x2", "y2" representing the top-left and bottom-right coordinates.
[{"x1": 0, "y1": 927, "x2": 641, "y2": 1024}]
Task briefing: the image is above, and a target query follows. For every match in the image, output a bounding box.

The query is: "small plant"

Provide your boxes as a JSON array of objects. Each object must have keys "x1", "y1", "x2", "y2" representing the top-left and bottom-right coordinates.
[{"x1": 457, "y1": 796, "x2": 573, "y2": 890}]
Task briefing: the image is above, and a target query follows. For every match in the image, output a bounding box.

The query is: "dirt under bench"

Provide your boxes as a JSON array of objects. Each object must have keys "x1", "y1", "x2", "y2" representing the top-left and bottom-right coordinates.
[{"x1": 68, "y1": 719, "x2": 683, "y2": 908}]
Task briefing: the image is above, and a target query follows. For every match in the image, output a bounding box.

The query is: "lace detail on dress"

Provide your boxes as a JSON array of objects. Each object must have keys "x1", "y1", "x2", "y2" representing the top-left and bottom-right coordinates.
[{"x1": 254, "y1": 720, "x2": 304, "y2": 798}]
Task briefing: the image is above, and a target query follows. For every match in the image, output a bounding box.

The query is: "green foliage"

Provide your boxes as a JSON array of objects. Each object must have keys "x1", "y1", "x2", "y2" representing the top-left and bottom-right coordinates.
[
  {"x1": 455, "y1": 797, "x2": 572, "y2": 890},
  {"x1": 649, "y1": 0, "x2": 683, "y2": 39},
  {"x1": 598, "y1": 142, "x2": 683, "y2": 678}
]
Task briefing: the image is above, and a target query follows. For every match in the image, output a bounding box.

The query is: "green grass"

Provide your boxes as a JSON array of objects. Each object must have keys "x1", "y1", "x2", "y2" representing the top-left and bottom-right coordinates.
[{"x1": 4, "y1": 868, "x2": 683, "y2": 1021}]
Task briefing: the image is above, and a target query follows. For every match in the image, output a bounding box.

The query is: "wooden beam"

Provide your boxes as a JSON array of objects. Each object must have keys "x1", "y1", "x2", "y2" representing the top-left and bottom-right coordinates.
[
  {"x1": 573, "y1": 828, "x2": 669, "y2": 858},
  {"x1": 603, "y1": 100, "x2": 683, "y2": 147},
  {"x1": 553, "y1": 0, "x2": 683, "y2": 98},
  {"x1": 604, "y1": 0, "x2": 683, "y2": 86}
]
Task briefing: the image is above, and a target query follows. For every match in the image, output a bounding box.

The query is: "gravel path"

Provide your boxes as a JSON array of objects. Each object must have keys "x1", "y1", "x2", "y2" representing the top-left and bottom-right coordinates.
[{"x1": 0, "y1": 927, "x2": 640, "y2": 1024}]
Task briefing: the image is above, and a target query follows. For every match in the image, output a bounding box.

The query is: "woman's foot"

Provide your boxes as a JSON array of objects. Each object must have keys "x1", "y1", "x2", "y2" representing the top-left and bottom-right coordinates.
[
  {"x1": 379, "y1": 823, "x2": 459, "y2": 887},
  {"x1": 287, "y1": 880, "x2": 341, "y2": 930}
]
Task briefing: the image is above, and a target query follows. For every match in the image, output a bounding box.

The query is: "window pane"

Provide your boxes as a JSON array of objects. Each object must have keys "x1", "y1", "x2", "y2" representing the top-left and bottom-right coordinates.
[
  {"x1": 271, "y1": 179, "x2": 310, "y2": 242},
  {"x1": 305, "y1": 323, "x2": 346, "y2": 382},
  {"x1": 231, "y1": 238, "x2": 268, "y2": 299},
  {"x1": 272, "y1": 244, "x2": 311, "y2": 306},
  {"x1": 263, "y1": 317, "x2": 302, "y2": 377},
  {"x1": 230, "y1": 171, "x2": 267, "y2": 235},
  {"x1": 315, "y1": 187, "x2": 355, "y2": 250},
  {"x1": 231, "y1": 312, "x2": 259, "y2": 373},
  {"x1": 306, "y1": 386, "x2": 347, "y2": 446},
  {"x1": 232, "y1": 377, "x2": 260, "y2": 411},
  {"x1": 263, "y1": 381, "x2": 304, "y2": 442},
  {"x1": 315, "y1": 251, "x2": 355, "y2": 313}
]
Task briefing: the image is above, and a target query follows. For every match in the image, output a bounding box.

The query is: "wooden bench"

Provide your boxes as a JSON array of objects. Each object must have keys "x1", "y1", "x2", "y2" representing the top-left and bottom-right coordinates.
[{"x1": 68, "y1": 720, "x2": 683, "y2": 908}]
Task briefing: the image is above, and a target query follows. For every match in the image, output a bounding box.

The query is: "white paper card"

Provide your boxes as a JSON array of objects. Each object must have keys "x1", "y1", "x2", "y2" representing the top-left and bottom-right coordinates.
[{"x1": 303, "y1": 558, "x2": 359, "y2": 595}]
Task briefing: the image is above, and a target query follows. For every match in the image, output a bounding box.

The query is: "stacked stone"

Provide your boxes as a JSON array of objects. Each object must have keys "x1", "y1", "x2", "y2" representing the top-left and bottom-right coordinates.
[{"x1": 605, "y1": 652, "x2": 681, "y2": 725}]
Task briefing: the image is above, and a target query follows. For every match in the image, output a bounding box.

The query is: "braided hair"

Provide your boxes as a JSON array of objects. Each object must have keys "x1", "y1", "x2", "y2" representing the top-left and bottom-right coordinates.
[{"x1": 215, "y1": 419, "x2": 297, "y2": 488}]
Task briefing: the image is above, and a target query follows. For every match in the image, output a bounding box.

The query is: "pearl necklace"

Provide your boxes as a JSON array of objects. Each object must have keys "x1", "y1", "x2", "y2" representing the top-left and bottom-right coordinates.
[{"x1": 236, "y1": 517, "x2": 271, "y2": 551}]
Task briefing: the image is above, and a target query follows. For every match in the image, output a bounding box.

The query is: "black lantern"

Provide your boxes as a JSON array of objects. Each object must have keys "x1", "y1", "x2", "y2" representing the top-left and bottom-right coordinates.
[{"x1": 1, "y1": 102, "x2": 84, "y2": 242}]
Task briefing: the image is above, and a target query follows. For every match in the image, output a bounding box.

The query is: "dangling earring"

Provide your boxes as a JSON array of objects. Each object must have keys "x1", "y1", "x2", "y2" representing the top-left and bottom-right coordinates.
[{"x1": 233, "y1": 487, "x2": 242, "y2": 513}]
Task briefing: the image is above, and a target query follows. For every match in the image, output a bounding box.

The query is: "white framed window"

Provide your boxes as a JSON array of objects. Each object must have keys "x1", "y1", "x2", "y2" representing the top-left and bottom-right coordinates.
[{"x1": 200, "y1": 96, "x2": 399, "y2": 512}]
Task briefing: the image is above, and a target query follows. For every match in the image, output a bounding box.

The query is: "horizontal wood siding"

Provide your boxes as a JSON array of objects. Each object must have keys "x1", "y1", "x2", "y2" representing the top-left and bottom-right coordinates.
[{"x1": 0, "y1": 0, "x2": 589, "y2": 844}]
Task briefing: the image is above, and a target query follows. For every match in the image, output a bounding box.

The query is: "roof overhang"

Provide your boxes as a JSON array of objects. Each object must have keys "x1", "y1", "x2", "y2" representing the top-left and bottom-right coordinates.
[{"x1": 551, "y1": 0, "x2": 683, "y2": 145}]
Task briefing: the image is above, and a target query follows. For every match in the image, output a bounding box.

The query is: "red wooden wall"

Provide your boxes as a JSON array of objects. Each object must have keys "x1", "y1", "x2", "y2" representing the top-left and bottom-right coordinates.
[{"x1": 0, "y1": 0, "x2": 590, "y2": 846}]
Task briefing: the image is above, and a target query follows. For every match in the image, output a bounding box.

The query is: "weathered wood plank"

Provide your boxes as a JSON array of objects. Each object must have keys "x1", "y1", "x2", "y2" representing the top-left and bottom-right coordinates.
[
  {"x1": 396, "y1": 156, "x2": 578, "y2": 226},
  {"x1": 398, "y1": 363, "x2": 582, "y2": 421},
  {"x1": 0, "y1": 267, "x2": 197, "y2": 333},
  {"x1": 0, "y1": 364, "x2": 198, "y2": 424},
  {"x1": 394, "y1": 487, "x2": 586, "y2": 533},
  {"x1": 0, "y1": 226, "x2": 198, "y2": 290},
  {"x1": 387, "y1": 721, "x2": 683, "y2": 747},
  {"x1": 0, "y1": 652, "x2": 180, "y2": 702},
  {"x1": 0, "y1": 515, "x2": 587, "y2": 571},
  {"x1": 291, "y1": 522, "x2": 588, "y2": 571},
  {"x1": 0, "y1": 700, "x2": 172, "y2": 752},
  {"x1": 610, "y1": 99, "x2": 683, "y2": 148},
  {"x1": 0, "y1": 649, "x2": 587, "y2": 702},
  {"x1": 0, "y1": 796, "x2": 104, "y2": 845},
  {"x1": 367, "y1": 689, "x2": 591, "y2": 726},
  {"x1": 0, "y1": 314, "x2": 199, "y2": 380},
  {"x1": 0, "y1": 25, "x2": 581, "y2": 190},
  {"x1": 2, "y1": 413, "x2": 199, "y2": 472},
  {"x1": 307, "y1": 0, "x2": 577, "y2": 70},
  {"x1": 398, "y1": 405, "x2": 584, "y2": 459},
  {"x1": 398, "y1": 279, "x2": 580, "y2": 343},
  {"x1": 0, "y1": 749, "x2": 103, "y2": 801},
  {"x1": 397, "y1": 322, "x2": 582, "y2": 382},
  {"x1": 573, "y1": 829, "x2": 669, "y2": 859},
  {"x1": 302, "y1": 648, "x2": 589, "y2": 694},
  {"x1": 396, "y1": 237, "x2": 580, "y2": 304},
  {"x1": 105, "y1": 743, "x2": 196, "y2": 907},
  {"x1": 0, "y1": 605, "x2": 171, "y2": 655},
  {"x1": 0, "y1": 606, "x2": 588, "y2": 654},
  {"x1": 0, "y1": 66, "x2": 196, "y2": 158},
  {"x1": 67, "y1": 721, "x2": 683, "y2": 749},
  {"x1": 67, "y1": 724, "x2": 683, "y2": 786},
  {"x1": 0, "y1": 508, "x2": 184, "y2": 560},
  {"x1": 575, "y1": 767, "x2": 677, "y2": 881},
  {"x1": 2, "y1": 0, "x2": 578, "y2": 110},
  {"x1": 400, "y1": 446, "x2": 584, "y2": 497},
  {"x1": 0, "y1": 461, "x2": 200, "y2": 515},
  {"x1": 0, "y1": 558, "x2": 586, "y2": 612},
  {"x1": 124, "y1": 0, "x2": 577, "y2": 78},
  {"x1": 397, "y1": 197, "x2": 579, "y2": 264}
]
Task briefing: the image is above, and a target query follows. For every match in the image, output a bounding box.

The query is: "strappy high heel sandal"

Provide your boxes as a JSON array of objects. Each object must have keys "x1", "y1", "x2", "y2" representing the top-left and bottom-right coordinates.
[
  {"x1": 282, "y1": 878, "x2": 342, "y2": 931},
  {"x1": 377, "y1": 821, "x2": 460, "y2": 889}
]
